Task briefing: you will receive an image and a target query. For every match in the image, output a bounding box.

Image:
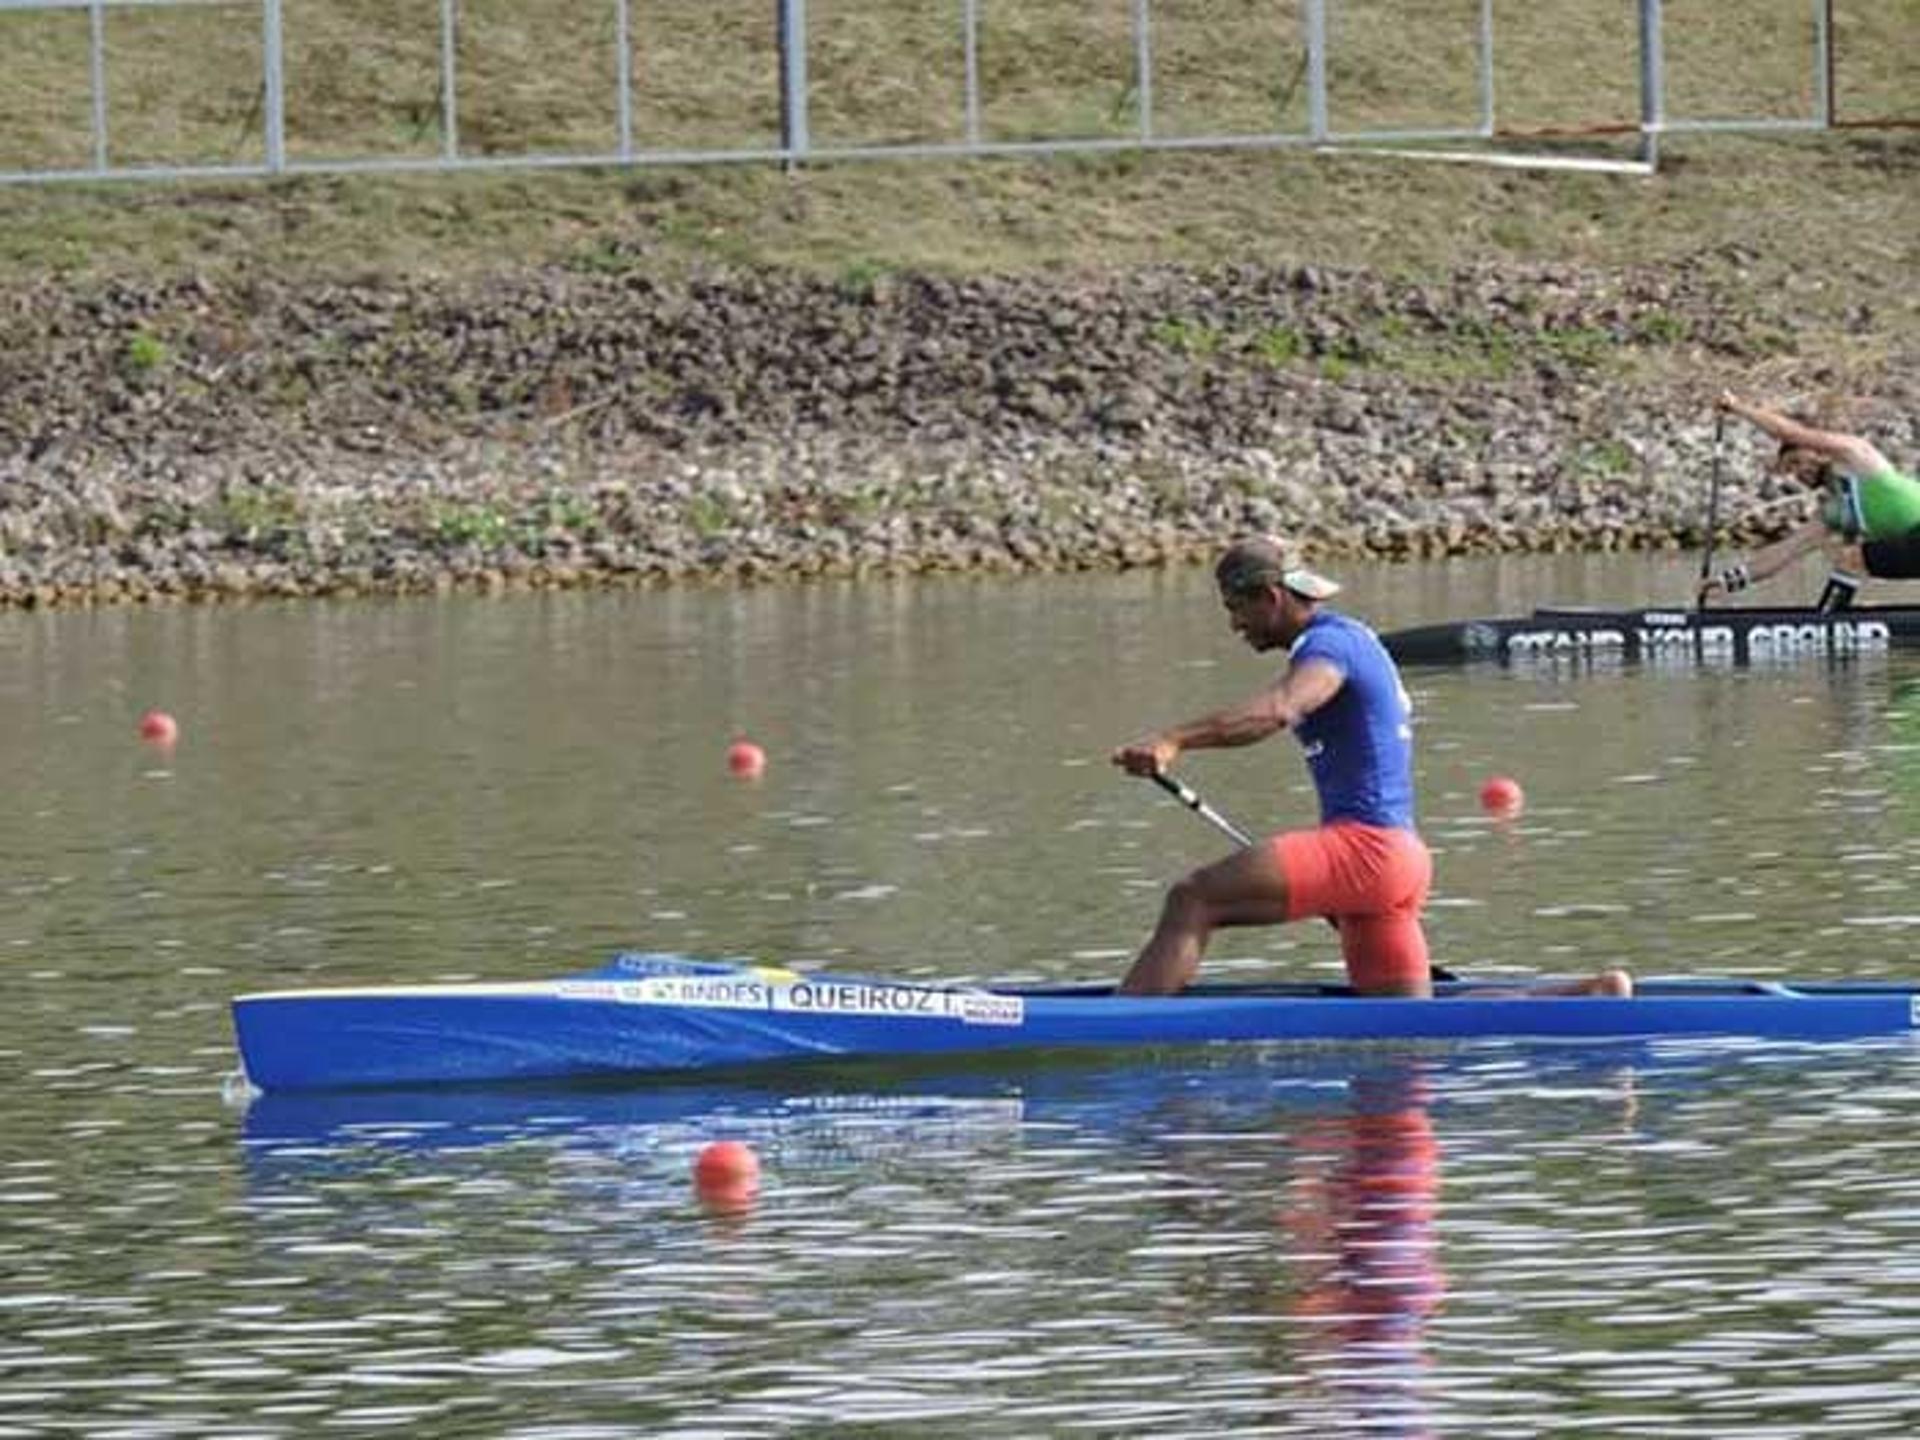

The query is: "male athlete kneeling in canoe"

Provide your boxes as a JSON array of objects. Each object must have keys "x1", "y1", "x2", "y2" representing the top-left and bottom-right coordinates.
[{"x1": 1112, "y1": 536, "x2": 1632, "y2": 1000}]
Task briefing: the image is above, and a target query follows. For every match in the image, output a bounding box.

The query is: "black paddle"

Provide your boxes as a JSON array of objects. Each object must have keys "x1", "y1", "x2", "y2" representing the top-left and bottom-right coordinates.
[
  {"x1": 1697, "y1": 409, "x2": 1726, "y2": 609},
  {"x1": 1142, "y1": 771, "x2": 1457, "y2": 984},
  {"x1": 1147, "y1": 769, "x2": 1255, "y2": 847}
]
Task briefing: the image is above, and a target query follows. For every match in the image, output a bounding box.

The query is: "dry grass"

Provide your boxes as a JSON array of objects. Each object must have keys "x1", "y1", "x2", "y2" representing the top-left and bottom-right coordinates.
[
  {"x1": 3, "y1": 0, "x2": 1910, "y2": 166},
  {"x1": 0, "y1": 0, "x2": 1912, "y2": 351}
]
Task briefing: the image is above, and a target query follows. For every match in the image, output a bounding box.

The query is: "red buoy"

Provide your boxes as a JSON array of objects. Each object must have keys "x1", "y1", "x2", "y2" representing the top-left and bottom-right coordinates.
[
  {"x1": 693, "y1": 1139, "x2": 761, "y2": 1212},
  {"x1": 1479, "y1": 775, "x2": 1524, "y2": 818},
  {"x1": 138, "y1": 710, "x2": 180, "y2": 749}
]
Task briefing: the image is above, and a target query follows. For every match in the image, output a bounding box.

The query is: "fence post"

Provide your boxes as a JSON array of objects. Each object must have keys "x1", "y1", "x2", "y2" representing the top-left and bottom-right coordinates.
[
  {"x1": 88, "y1": 1, "x2": 108, "y2": 172},
  {"x1": 778, "y1": 0, "x2": 809, "y2": 166},
  {"x1": 1132, "y1": 0, "x2": 1152, "y2": 141},
  {"x1": 615, "y1": 0, "x2": 633, "y2": 160},
  {"x1": 1637, "y1": 0, "x2": 1663, "y2": 169},
  {"x1": 441, "y1": 0, "x2": 459, "y2": 161},
  {"x1": 1476, "y1": 0, "x2": 1494, "y2": 137},
  {"x1": 963, "y1": 0, "x2": 980, "y2": 147},
  {"x1": 1815, "y1": 0, "x2": 1833, "y2": 127},
  {"x1": 262, "y1": 0, "x2": 286, "y2": 173},
  {"x1": 1303, "y1": 0, "x2": 1328, "y2": 143}
]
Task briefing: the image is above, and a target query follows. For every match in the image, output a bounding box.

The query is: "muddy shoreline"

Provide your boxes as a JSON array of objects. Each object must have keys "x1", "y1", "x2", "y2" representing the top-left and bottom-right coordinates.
[{"x1": 2, "y1": 260, "x2": 1912, "y2": 606}]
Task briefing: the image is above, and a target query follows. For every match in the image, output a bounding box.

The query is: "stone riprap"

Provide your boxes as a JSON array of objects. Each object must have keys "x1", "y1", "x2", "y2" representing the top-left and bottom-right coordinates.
[{"x1": 1, "y1": 260, "x2": 1911, "y2": 606}]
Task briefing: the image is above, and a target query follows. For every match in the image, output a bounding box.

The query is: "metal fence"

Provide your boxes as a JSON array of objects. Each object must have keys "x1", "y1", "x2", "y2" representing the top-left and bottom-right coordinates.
[{"x1": 0, "y1": 0, "x2": 1906, "y2": 186}]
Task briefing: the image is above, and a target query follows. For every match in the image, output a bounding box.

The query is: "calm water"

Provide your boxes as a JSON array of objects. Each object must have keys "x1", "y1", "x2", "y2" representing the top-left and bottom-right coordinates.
[{"x1": 4, "y1": 554, "x2": 1919, "y2": 1437}]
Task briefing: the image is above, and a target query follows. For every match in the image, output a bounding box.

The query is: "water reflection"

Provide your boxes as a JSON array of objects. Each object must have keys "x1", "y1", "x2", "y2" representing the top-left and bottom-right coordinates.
[
  {"x1": 2, "y1": 1032, "x2": 1912, "y2": 1436},
  {"x1": 1280, "y1": 1062, "x2": 1444, "y2": 1438},
  {"x1": 233, "y1": 1047, "x2": 1666, "y2": 1435}
]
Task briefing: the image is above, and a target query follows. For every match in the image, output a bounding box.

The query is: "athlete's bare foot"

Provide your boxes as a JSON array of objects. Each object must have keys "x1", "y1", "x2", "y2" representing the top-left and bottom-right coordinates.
[
  {"x1": 1484, "y1": 968, "x2": 1635, "y2": 998},
  {"x1": 1544, "y1": 968, "x2": 1635, "y2": 997}
]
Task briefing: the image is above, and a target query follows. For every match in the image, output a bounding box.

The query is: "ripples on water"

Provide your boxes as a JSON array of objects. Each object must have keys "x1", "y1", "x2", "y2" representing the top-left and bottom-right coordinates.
[
  {"x1": 8, "y1": 1044, "x2": 1920, "y2": 1437},
  {"x1": 4, "y1": 556, "x2": 1920, "y2": 1435}
]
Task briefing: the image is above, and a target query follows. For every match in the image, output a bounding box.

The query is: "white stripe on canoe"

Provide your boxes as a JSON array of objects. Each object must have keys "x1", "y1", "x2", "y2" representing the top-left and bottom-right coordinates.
[{"x1": 235, "y1": 981, "x2": 583, "y2": 1003}]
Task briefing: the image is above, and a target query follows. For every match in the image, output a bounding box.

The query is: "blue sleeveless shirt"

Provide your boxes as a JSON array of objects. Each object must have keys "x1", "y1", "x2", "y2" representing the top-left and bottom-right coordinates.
[{"x1": 1288, "y1": 610, "x2": 1417, "y2": 828}]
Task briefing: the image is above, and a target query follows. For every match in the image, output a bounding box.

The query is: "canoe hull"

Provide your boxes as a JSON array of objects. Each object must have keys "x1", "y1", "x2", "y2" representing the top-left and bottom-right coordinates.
[
  {"x1": 1381, "y1": 604, "x2": 1920, "y2": 666},
  {"x1": 230, "y1": 954, "x2": 1920, "y2": 1092}
]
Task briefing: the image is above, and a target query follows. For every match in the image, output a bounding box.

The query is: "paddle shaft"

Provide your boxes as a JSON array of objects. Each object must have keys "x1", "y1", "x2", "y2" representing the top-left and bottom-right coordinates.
[
  {"x1": 1142, "y1": 771, "x2": 1456, "y2": 984},
  {"x1": 1698, "y1": 410, "x2": 1726, "y2": 608},
  {"x1": 1147, "y1": 770, "x2": 1256, "y2": 847}
]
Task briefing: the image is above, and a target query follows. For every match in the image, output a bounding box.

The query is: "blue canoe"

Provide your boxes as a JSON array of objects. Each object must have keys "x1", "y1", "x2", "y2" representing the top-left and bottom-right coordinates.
[{"x1": 230, "y1": 952, "x2": 1920, "y2": 1092}]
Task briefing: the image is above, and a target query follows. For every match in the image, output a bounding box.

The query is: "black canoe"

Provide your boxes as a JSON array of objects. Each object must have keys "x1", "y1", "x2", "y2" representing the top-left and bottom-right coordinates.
[{"x1": 1380, "y1": 604, "x2": 1920, "y2": 666}]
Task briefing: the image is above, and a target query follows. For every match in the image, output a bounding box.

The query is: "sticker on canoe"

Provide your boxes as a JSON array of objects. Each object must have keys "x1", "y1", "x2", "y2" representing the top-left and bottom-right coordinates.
[
  {"x1": 1911, "y1": 995, "x2": 1919, "y2": 1028},
  {"x1": 780, "y1": 979, "x2": 1024, "y2": 1027},
  {"x1": 557, "y1": 974, "x2": 1024, "y2": 1026}
]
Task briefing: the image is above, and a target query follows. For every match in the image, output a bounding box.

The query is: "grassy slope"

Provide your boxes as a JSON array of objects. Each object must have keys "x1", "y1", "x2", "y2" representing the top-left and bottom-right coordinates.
[{"x1": 0, "y1": 1, "x2": 1912, "y2": 359}]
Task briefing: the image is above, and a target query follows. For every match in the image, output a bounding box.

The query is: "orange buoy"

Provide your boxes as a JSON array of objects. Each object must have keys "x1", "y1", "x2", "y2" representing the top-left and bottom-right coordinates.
[
  {"x1": 693, "y1": 1139, "x2": 761, "y2": 1212},
  {"x1": 138, "y1": 710, "x2": 180, "y2": 748},
  {"x1": 1479, "y1": 775, "x2": 1524, "y2": 818}
]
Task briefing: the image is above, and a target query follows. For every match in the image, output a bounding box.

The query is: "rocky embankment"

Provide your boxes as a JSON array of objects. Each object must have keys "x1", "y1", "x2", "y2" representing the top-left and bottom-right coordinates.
[{"x1": 1, "y1": 259, "x2": 1912, "y2": 606}]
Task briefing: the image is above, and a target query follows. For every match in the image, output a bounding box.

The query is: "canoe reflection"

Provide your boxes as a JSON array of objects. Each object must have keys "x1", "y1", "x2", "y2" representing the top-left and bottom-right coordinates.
[{"x1": 237, "y1": 1049, "x2": 1417, "y2": 1158}]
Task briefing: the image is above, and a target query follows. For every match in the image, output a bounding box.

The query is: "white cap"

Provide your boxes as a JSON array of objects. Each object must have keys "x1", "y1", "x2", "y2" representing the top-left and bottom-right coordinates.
[{"x1": 1214, "y1": 535, "x2": 1341, "y2": 600}]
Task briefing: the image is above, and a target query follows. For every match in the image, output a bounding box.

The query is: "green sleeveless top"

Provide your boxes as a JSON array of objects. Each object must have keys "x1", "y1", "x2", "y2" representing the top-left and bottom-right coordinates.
[{"x1": 1821, "y1": 464, "x2": 1920, "y2": 541}]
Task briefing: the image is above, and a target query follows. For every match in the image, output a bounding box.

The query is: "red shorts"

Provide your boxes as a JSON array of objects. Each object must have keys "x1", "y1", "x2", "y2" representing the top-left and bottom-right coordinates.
[{"x1": 1273, "y1": 823, "x2": 1432, "y2": 993}]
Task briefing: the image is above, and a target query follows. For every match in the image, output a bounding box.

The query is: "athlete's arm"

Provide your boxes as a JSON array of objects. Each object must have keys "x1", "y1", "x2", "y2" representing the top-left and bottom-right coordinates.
[
  {"x1": 1745, "y1": 519, "x2": 1833, "y2": 584},
  {"x1": 1697, "y1": 517, "x2": 1829, "y2": 601},
  {"x1": 1720, "y1": 392, "x2": 1890, "y2": 474},
  {"x1": 1112, "y1": 659, "x2": 1345, "y2": 774}
]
